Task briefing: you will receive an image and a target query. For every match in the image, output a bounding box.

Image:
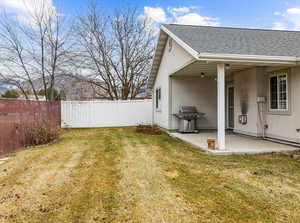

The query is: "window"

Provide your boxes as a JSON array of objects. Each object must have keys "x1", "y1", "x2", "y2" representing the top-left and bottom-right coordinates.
[
  {"x1": 155, "y1": 87, "x2": 161, "y2": 111},
  {"x1": 269, "y1": 72, "x2": 288, "y2": 111},
  {"x1": 168, "y1": 38, "x2": 173, "y2": 52}
]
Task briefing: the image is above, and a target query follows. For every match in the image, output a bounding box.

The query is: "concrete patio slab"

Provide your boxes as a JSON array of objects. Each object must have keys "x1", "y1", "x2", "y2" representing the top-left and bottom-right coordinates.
[{"x1": 170, "y1": 132, "x2": 300, "y2": 155}]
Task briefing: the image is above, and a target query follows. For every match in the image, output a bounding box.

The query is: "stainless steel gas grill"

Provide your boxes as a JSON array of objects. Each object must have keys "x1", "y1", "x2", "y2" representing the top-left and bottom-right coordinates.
[{"x1": 173, "y1": 106, "x2": 205, "y2": 133}]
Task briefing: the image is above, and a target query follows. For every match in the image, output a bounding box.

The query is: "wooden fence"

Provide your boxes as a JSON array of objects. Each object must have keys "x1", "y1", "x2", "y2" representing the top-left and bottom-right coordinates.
[{"x1": 0, "y1": 99, "x2": 61, "y2": 156}]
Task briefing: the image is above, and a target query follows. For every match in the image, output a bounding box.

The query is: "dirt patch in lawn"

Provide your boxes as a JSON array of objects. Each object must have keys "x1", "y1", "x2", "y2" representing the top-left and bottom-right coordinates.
[{"x1": 115, "y1": 139, "x2": 197, "y2": 223}]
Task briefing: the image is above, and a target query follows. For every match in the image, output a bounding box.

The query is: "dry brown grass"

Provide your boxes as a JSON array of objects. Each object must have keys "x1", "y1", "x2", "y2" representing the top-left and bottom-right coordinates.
[
  {"x1": 0, "y1": 127, "x2": 300, "y2": 223},
  {"x1": 0, "y1": 129, "x2": 121, "y2": 223},
  {"x1": 114, "y1": 139, "x2": 197, "y2": 223}
]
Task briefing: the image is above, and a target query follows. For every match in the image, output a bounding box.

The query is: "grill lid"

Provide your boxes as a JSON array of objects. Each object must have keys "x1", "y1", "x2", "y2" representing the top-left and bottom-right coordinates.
[
  {"x1": 179, "y1": 106, "x2": 198, "y2": 114},
  {"x1": 174, "y1": 106, "x2": 205, "y2": 120}
]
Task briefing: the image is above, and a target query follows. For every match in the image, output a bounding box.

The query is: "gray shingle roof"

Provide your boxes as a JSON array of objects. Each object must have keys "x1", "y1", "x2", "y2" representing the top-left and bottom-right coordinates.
[{"x1": 163, "y1": 24, "x2": 300, "y2": 57}]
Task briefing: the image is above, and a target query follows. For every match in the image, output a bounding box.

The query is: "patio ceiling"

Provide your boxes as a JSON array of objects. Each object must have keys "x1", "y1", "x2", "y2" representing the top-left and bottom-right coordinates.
[{"x1": 171, "y1": 60, "x2": 291, "y2": 77}]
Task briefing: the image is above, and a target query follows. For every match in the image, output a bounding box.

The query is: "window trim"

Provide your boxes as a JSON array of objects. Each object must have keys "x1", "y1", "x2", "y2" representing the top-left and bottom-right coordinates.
[
  {"x1": 155, "y1": 87, "x2": 162, "y2": 112},
  {"x1": 268, "y1": 69, "x2": 291, "y2": 115}
]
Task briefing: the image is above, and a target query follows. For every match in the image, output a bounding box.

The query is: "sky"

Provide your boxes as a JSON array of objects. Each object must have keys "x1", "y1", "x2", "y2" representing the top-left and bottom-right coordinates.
[{"x1": 1, "y1": 0, "x2": 300, "y2": 30}]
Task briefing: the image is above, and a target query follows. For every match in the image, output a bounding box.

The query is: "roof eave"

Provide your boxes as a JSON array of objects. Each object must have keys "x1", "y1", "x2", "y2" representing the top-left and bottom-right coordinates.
[
  {"x1": 198, "y1": 53, "x2": 298, "y2": 65},
  {"x1": 147, "y1": 28, "x2": 169, "y2": 90}
]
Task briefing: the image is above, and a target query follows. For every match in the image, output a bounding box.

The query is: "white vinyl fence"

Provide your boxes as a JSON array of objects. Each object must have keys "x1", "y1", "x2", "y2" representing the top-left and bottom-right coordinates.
[{"x1": 61, "y1": 100, "x2": 152, "y2": 128}]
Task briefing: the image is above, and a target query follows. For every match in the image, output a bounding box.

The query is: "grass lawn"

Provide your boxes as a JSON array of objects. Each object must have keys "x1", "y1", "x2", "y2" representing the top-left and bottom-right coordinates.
[{"x1": 0, "y1": 128, "x2": 300, "y2": 222}]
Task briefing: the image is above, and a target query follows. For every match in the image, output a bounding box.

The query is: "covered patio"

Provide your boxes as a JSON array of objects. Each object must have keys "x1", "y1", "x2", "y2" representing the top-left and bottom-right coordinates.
[
  {"x1": 170, "y1": 59, "x2": 295, "y2": 153},
  {"x1": 168, "y1": 57, "x2": 300, "y2": 154},
  {"x1": 170, "y1": 131, "x2": 300, "y2": 155}
]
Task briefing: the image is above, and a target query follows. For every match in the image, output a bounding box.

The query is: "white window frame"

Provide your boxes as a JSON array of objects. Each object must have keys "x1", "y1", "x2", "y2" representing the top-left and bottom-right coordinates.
[
  {"x1": 269, "y1": 71, "x2": 289, "y2": 112},
  {"x1": 155, "y1": 87, "x2": 162, "y2": 112}
]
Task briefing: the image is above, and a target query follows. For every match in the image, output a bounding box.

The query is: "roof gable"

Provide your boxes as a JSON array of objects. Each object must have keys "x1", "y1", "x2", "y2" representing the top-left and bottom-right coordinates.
[{"x1": 163, "y1": 24, "x2": 300, "y2": 57}]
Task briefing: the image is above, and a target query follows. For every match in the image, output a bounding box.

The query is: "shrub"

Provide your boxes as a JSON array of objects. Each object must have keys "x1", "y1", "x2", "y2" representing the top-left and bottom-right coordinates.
[
  {"x1": 2, "y1": 89, "x2": 19, "y2": 98},
  {"x1": 136, "y1": 125, "x2": 162, "y2": 135},
  {"x1": 37, "y1": 88, "x2": 66, "y2": 101},
  {"x1": 25, "y1": 122, "x2": 60, "y2": 147}
]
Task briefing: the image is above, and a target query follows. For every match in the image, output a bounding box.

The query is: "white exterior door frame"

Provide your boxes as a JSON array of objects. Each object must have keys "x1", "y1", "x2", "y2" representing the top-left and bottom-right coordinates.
[{"x1": 226, "y1": 84, "x2": 234, "y2": 129}]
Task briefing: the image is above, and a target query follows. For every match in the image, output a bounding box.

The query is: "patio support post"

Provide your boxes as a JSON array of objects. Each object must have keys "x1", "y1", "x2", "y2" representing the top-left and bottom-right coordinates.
[{"x1": 217, "y1": 63, "x2": 226, "y2": 150}]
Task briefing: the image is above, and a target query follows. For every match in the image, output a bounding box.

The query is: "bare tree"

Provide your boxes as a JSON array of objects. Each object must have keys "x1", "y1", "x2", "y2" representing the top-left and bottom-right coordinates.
[
  {"x1": 0, "y1": 0, "x2": 71, "y2": 101},
  {"x1": 73, "y1": 4, "x2": 155, "y2": 100}
]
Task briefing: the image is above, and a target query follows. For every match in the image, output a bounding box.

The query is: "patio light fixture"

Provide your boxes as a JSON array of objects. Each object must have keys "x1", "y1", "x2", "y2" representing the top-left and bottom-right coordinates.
[
  {"x1": 200, "y1": 72, "x2": 205, "y2": 78},
  {"x1": 225, "y1": 64, "x2": 231, "y2": 70}
]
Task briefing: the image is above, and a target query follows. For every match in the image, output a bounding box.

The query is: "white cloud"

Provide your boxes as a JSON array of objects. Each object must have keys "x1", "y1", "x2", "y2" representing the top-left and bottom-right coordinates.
[
  {"x1": 168, "y1": 6, "x2": 199, "y2": 15},
  {"x1": 144, "y1": 7, "x2": 166, "y2": 23},
  {"x1": 274, "y1": 11, "x2": 282, "y2": 16},
  {"x1": 171, "y1": 7, "x2": 190, "y2": 14},
  {"x1": 285, "y1": 7, "x2": 300, "y2": 30},
  {"x1": 272, "y1": 7, "x2": 300, "y2": 30},
  {"x1": 0, "y1": 0, "x2": 28, "y2": 11},
  {"x1": 174, "y1": 13, "x2": 220, "y2": 26},
  {"x1": 142, "y1": 6, "x2": 220, "y2": 28},
  {"x1": 287, "y1": 8, "x2": 300, "y2": 15},
  {"x1": 272, "y1": 22, "x2": 287, "y2": 30},
  {"x1": 0, "y1": 0, "x2": 57, "y2": 24}
]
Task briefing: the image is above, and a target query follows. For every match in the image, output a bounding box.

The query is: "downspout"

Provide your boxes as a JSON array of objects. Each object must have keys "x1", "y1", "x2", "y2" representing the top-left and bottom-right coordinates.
[
  {"x1": 262, "y1": 103, "x2": 266, "y2": 139},
  {"x1": 152, "y1": 89, "x2": 155, "y2": 125},
  {"x1": 168, "y1": 76, "x2": 173, "y2": 130},
  {"x1": 257, "y1": 99, "x2": 267, "y2": 139}
]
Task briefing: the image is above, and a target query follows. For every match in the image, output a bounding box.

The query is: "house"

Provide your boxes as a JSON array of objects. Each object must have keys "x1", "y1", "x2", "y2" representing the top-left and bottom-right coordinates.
[{"x1": 148, "y1": 24, "x2": 300, "y2": 154}]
